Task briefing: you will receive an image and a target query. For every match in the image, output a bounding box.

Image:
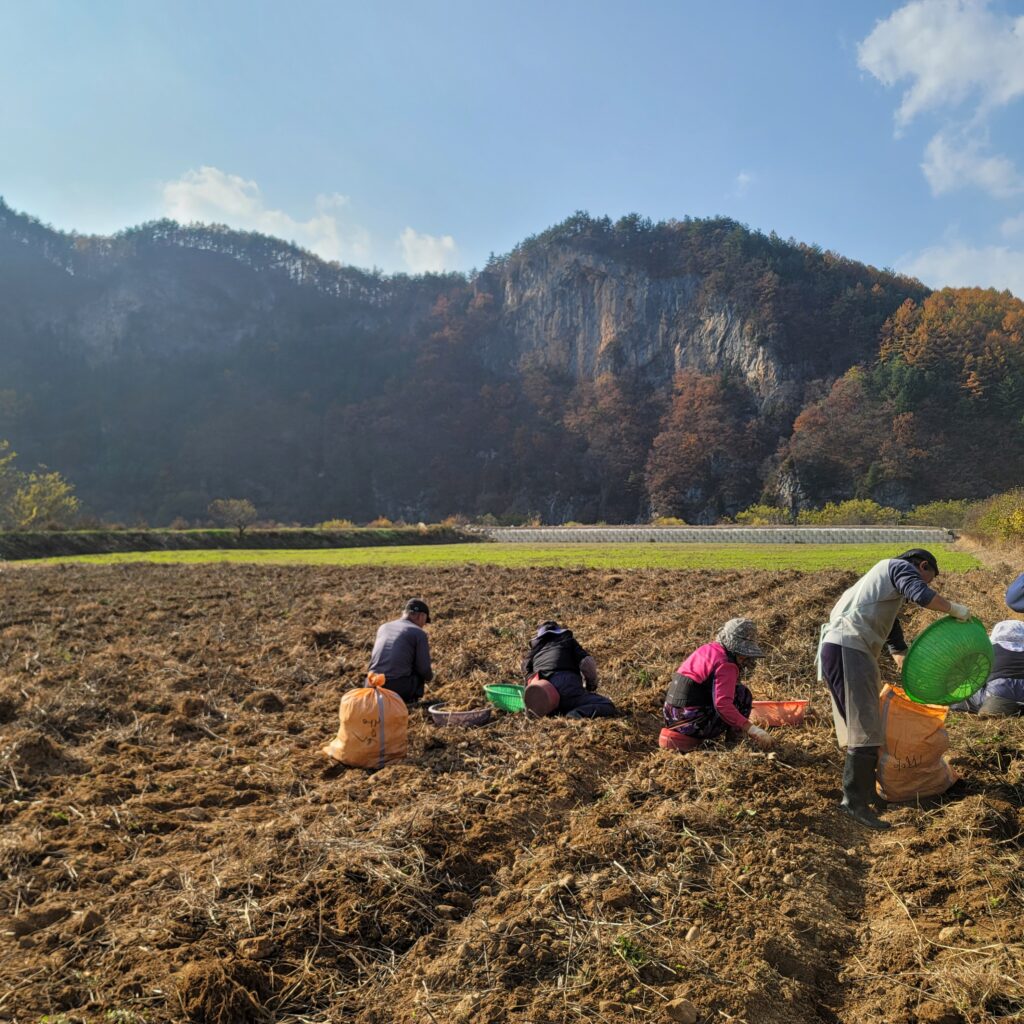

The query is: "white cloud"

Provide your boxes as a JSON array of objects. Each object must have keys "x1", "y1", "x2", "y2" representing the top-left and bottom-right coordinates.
[
  {"x1": 398, "y1": 227, "x2": 458, "y2": 273},
  {"x1": 900, "y1": 240, "x2": 1024, "y2": 297},
  {"x1": 922, "y1": 130, "x2": 1024, "y2": 197},
  {"x1": 858, "y1": 1, "x2": 1024, "y2": 200},
  {"x1": 858, "y1": 0, "x2": 1024, "y2": 129},
  {"x1": 734, "y1": 171, "x2": 755, "y2": 197},
  {"x1": 161, "y1": 166, "x2": 370, "y2": 264},
  {"x1": 1002, "y1": 212, "x2": 1024, "y2": 236}
]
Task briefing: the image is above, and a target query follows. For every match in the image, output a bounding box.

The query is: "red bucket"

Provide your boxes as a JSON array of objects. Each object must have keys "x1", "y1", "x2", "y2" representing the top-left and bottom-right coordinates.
[
  {"x1": 525, "y1": 676, "x2": 560, "y2": 717},
  {"x1": 659, "y1": 727, "x2": 699, "y2": 753}
]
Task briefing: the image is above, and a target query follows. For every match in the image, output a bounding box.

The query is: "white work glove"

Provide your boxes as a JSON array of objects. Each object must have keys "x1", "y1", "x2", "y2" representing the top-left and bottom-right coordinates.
[
  {"x1": 948, "y1": 601, "x2": 970, "y2": 622},
  {"x1": 746, "y1": 724, "x2": 774, "y2": 750}
]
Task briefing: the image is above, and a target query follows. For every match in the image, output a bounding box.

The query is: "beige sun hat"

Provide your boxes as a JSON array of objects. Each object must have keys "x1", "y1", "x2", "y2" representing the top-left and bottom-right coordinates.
[{"x1": 716, "y1": 618, "x2": 765, "y2": 658}]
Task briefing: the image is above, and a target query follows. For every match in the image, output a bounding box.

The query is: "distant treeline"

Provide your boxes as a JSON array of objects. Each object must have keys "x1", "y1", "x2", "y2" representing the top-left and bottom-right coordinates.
[
  {"x1": 2, "y1": 202, "x2": 1023, "y2": 524},
  {"x1": 0, "y1": 525, "x2": 476, "y2": 561}
]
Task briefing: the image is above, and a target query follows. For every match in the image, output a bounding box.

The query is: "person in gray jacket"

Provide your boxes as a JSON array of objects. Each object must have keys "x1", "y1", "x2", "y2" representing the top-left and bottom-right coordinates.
[
  {"x1": 818, "y1": 549, "x2": 970, "y2": 830},
  {"x1": 368, "y1": 599, "x2": 434, "y2": 704}
]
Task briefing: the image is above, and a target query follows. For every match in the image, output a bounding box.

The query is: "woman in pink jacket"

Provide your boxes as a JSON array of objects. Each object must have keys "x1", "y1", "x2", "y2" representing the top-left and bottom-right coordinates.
[{"x1": 663, "y1": 618, "x2": 773, "y2": 750}]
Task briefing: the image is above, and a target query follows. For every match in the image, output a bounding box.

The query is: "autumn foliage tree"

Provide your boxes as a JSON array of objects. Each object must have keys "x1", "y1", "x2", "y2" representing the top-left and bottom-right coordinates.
[
  {"x1": 784, "y1": 288, "x2": 1024, "y2": 505},
  {"x1": 565, "y1": 373, "x2": 659, "y2": 521},
  {"x1": 645, "y1": 370, "x2": 766, "y2": 522},
  {"x1": 786, "y1": 369, "x2": 898, "y2": 500},
  {"x1": 881, "y1": 288, "x2": 1024, "y2": 387},
  {"x1": 0, "y1": 440, "x2": 80, "y2": 529}
]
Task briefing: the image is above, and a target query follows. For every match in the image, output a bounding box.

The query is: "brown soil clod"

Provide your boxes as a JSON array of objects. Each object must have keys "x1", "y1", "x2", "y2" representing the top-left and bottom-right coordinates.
[
  {"x1": 176, "y1": 959, "x2": 275, "y2": 1024},
  {"x1": 236, "y1": 935, "x2": 278, "y2": 960},
  {"x1": 4, "y1": 731, "x2": 79, "y2": 779},
  {"x1": 665, "y1": 997, "x2": 699, "y2": 1023},
  {"x1": 304, "y1": 625, "x2": 350, "y2": 649},
  {"x1": 240, "y1": 689, "x2": 286, "y2": 713},
  {"x1": 176, "y1": 693, "x2": 214, "y2": 718},
  {"x1": 76, "y1": 908, "x2": 105, "y2": 934}
]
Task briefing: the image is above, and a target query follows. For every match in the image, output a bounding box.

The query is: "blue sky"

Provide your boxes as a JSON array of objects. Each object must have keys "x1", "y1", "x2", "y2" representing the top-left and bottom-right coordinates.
[{"x1": 2, "y1": 0, "x2": 1023, "y2": 293}]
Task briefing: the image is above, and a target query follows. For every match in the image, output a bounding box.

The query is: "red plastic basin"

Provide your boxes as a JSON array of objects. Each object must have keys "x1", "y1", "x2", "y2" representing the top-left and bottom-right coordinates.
[
  {"x1": 749, "y1": 700, "x2": 809, "y2": 727},
  {"x1": 659, "y1": 727, "x2": 699, "y2": 752}
]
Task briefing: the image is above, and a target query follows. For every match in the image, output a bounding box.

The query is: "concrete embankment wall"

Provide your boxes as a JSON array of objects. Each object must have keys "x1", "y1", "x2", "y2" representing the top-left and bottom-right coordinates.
[{"x1": 480, "y1": 527, "x2": 954, "y2": 545}]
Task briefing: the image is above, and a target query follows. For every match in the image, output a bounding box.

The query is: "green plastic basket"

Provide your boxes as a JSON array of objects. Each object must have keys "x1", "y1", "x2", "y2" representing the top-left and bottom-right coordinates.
[
  {"x1": 483, "y1": 683, "x2": 526, "y2": 713},
  {"x1": 901, "y1": 616, "x2": 993, "y2": 706}
]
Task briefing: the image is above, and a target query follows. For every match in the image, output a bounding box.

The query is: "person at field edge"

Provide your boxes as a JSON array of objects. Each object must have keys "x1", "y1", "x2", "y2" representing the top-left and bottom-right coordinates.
[
  {"x1": 817, "y1": 548, "x2": 970, "y2": 830},
  {"x1": 367, "y1": 599, "x2": 433, "y2": 704},
  {"x1": 1005, "y1": 572, "x2": 1024, "y2": 616},
  {"x1": 955, "y1": 573, "x2": 1024, "y2": 716},
  {"x1": 951, "y1": 620, "x2": 1024, "y2": 717},
  {"x1": 521, "y1": 621, "x2": 618, "y2": 719},
  {"x1": 662, "y1": 618, "x2": 774, "y2": 751}
]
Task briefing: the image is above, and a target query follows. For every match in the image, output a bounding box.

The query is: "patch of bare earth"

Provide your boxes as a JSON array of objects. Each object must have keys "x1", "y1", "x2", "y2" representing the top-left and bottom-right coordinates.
[{"x1": 0, "y1": 564, "x2": 1020, "y2": 1023}]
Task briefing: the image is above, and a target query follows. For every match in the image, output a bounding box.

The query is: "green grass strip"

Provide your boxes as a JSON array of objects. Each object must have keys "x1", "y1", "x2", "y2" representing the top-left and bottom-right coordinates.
[{"x1": 23, "y1": 543, "x2": 980, "y2": 572}]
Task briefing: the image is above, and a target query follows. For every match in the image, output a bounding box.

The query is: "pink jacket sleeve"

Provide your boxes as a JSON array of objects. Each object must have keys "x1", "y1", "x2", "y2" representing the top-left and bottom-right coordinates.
[{"x1": 712, "y1": 660, "x2": 749, "y2": 730}]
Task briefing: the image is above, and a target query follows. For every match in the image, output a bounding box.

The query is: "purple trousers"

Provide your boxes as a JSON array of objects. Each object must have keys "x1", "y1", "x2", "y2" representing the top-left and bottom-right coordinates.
[{"x1": 663, "y1": 684, "x2": 752, "y2": 739}]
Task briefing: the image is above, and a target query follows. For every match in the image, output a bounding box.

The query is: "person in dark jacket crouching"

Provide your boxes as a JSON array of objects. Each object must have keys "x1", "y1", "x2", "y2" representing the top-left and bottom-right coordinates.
[
  {"x1": 368, "y1": 598, "x2": 434, "y2": 704},
  {"x1": 521, "y1": 621, "x2": 617, "y2": 719},
  {"x1": 952, "y1": 620, "x2": 1024, "y2": 716}
]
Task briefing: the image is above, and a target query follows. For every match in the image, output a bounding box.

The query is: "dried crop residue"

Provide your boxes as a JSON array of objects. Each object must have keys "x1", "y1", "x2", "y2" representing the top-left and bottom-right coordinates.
[{"x1": 0, "y1": 563, "x2": 1021, "y2": 1023}]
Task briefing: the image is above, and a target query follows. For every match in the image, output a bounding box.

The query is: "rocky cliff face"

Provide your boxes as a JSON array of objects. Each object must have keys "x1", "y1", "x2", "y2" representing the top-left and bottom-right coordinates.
[{"x1": 484, "y1": 245, "x2": 867, "y2": 417}]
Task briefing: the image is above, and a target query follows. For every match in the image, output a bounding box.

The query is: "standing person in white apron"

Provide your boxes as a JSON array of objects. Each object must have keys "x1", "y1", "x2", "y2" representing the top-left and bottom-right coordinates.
[{"x1": 818, "y1": 549, "x2": 970, "y2": 830}]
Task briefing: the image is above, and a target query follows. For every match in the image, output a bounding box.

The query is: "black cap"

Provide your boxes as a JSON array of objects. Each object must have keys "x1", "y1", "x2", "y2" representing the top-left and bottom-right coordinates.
[
  {"x1": 404, "y1": 598, "x2": 430, "y2": 622},
  {"x1": 896, "y1": 549, "x2": 940, "y2": 576}
]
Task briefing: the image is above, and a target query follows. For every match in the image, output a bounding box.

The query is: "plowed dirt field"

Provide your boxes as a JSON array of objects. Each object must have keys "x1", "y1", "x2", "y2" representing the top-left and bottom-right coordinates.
[{"x1": 1, "y1": 564, "x2": 1022, "y2": 1024}]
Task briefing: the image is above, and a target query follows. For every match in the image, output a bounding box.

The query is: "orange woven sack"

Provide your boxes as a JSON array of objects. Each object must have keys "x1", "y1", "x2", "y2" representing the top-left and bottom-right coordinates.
[
  {"x1": 322, "y1": 672, "x2": 408, "y2": 769},
  {"x1": 877, "y1": 684, "x2": 957, "y2": 802}
]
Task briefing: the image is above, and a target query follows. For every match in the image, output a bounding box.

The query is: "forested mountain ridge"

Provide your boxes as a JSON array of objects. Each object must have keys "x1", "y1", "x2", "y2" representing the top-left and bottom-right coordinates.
[
  {"x1": 3, "y1": 198, "x2": 1016, "y2": 524},
  {"x1": 0, "y1": 200, "x2": 449, "y2": 361}
]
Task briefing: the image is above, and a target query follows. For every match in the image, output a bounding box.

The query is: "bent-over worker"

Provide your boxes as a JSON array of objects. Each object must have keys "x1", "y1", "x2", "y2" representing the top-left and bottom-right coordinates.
[
  {"x1": 521, "y1": 621, "x2": 617, "y2": 719},
  {"x1": 818, "y1": 548, "x2": 969, "y2": 830},
  {"x1": 663, "y1": 618, "x2": 774, "y2": 750}
]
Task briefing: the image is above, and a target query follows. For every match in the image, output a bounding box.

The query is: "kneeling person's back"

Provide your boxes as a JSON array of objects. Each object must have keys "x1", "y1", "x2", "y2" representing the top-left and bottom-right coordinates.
[{"x1": 369, "y1": 599, "x2": 433, "y2": 704}]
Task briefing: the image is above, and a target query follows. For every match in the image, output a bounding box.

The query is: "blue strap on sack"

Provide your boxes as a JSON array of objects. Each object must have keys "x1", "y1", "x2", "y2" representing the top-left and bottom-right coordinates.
[{"x1": 374, "y1": 686, "x2": 386, "y2": 769}]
